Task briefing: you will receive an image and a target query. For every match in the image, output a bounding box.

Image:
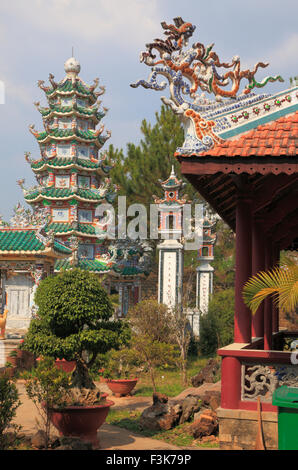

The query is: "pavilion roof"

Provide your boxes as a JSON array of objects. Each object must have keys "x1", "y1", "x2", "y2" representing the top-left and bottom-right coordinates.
[
  {"x1": 0, "y1": 229, "x2": 72, "y2": 257},
  {"x1": 193, "y1": 111, "x2": 298, "y2": 158}
]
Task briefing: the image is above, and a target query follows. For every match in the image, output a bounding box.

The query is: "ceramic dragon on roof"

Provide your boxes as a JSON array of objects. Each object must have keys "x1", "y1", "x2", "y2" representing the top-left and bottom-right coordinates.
[{"x1": 131, "y1": 17, "x2": 284, "y2": 155}]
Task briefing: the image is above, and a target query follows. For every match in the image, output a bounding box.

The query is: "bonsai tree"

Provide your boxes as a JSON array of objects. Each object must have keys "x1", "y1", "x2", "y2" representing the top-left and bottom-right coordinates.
[
  {"x1": 23, "y1": 269, "x2": 130, "y2": 390},
  {"x1": 104, "y1": 347, "x2": 142, "y2": 379}
]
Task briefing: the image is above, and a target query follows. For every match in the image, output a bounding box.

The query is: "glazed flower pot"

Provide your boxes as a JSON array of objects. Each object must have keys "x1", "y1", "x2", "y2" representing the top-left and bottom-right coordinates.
[
  {"x1": 106, "y1": 378, "x2": 138, "y2": 397},
  {"x1": 47, "y1": 398, "x2": 113, "y2": 449}
]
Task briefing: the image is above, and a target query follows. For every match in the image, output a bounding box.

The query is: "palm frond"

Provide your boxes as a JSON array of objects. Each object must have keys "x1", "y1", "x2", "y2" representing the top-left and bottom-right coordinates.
[{"x1": 243, "y1": 263, "x2": 298, "y2": 315}]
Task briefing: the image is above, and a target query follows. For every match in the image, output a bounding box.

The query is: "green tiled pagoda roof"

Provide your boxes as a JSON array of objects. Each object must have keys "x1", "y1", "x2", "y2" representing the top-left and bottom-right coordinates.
[
  {"x1": 55, "y1": 258, "x2": 111, "y2": 273},
  {"x1": 35, "y1": 128, "x2": 106, "y2": 146},
  {"x1": 24, "y1": 187, "x2": 106, "y2": 203},
  {"x1": 0, "y1": 230, "x2": 71, "y2": 255},
  {"x1": 45, "y1": 222, "x2": 106, "y2": 238},
  {"x1": 39, "y1": 104, "x2": 105, "y2": 121},
  {"x1": 112, "y1": 265, "x2": 145, "y2": 277},
  {"x1": 45, "y1": 78, "x2": 97, "y2": 100},
  {"x1": 31, "y1": 157, "x2": 110, "y2": 174}
]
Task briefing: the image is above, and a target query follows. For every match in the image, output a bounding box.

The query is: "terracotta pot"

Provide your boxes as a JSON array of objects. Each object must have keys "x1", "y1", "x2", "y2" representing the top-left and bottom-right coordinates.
[
  {"x1": 106, "y1": 378, "x2": 138, "y2": 397},
  {"x1": 48, "y1": 400, "x2": 114, "y2": 448},
  {"x1": 54, "y1": 359, "x2": 76, "y2": 373},
  {"x1": 36, "y1": 358, "x2": 76, "y2": 373},
  {"x1": 7, "y1": 355, "x2": 18, "y2": 367},
  {"x1": 1, "y1": 367, "x2": 15, "y2": 378},
  {"x1": 98, "y1": 368, "x2": 106, "y2": 383}
]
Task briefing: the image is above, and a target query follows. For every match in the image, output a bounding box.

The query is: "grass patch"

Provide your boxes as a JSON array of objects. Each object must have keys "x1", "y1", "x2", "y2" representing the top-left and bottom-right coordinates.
[
  {"x1": 105, "y1": 355, "x2": 221, "y2": 449},
  {"x1": 132, "y1": 355, "x2": 218, "y2": 398}
]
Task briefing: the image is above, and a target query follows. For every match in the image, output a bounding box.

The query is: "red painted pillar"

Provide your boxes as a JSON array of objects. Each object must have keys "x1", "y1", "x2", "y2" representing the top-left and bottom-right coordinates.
[
  {"x1": 272, "y1": 244, "x2": 280, "y2": 333},
  {"x1": 220, "y1": 356, "x2": 242, "y2": 409},
  {"x1": 252, "y1": 219, "x2": 265, "y2": 338},
  {"x1": 264, "y1": 239, "x2": 273, "y2": 350},
  {"x1": 234, "y1": 195, "x2": 252, "y2": 344}
]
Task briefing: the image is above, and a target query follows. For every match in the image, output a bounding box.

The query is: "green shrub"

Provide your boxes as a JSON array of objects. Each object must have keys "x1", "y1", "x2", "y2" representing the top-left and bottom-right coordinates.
[
  {"x1": 24, "y1": 357, "x2": 72, "y2": 449},
  {"x1": 0, "y1": 374, "x2": 21, "y2": 450},
  {"x1": 104, "y1": 348, "x2": 142, "y2": 379},
  {"x1": 199, "y1": 288, "x2": 234, "y2": 355}
]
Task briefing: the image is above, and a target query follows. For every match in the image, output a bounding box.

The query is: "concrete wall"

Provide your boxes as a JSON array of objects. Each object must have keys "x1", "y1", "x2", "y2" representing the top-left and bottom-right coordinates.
[{"x1": 217, "y1": 407, "x2": 278, "y2": 450}]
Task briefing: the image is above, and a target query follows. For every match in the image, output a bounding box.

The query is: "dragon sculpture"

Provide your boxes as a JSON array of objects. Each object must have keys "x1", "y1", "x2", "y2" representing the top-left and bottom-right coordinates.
[{"x1": 131, "y1": 17, "x2": 284, "y2": 153}]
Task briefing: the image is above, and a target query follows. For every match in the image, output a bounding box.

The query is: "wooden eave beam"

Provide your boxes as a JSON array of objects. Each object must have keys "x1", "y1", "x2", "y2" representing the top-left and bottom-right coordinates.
[
  {"x1": 253, "y1": 174, "x2": 298, "y2": 214},
  {"x1": 260, "y1": 195, "x2": 298, "y2": 233}
]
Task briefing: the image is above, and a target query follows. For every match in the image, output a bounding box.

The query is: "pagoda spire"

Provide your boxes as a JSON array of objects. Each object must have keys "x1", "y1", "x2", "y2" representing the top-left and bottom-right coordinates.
[{"x1": 23, "y1": 58, "x2": 117, "y2": 273}]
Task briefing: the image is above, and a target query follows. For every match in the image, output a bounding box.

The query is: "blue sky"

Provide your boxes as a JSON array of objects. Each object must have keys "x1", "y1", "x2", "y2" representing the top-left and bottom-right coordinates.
[{"x1": 0, "y1": 0, "x2": 297, "y2": 219}]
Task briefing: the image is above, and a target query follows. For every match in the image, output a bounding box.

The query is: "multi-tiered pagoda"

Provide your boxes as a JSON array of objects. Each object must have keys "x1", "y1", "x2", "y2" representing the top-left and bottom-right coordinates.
[
  {"x1": 14, "y1": 57, "x2": 151, "y2": 318},
  {"x1": 19, "y1": 57, "x2": 118, "y2": 273}
]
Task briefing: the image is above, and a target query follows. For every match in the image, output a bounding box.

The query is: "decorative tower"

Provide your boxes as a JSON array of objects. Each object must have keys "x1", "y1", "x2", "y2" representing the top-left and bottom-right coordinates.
[
  {"x1": 20, "y1": 57, "x2": 119, "y2": 273},
  {"x1": 153, "y1": 167, "x2": 188, "y2": 309},
  {"x1": 196, "y1": 215, "x2": 216, "y2": 315}
]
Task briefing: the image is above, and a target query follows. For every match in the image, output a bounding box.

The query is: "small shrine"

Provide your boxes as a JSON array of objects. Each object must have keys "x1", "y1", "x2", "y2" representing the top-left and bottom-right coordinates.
[
  {"x1": 132, "y1": 16, "x2": 298, "y2": 450},
  {"x1": 0, "y1": 205, "x2": 71, "y2": 336}
]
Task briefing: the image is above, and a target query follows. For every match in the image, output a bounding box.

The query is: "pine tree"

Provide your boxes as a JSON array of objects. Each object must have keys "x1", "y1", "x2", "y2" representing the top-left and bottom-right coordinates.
[{"x1": 107, "y1": 105, "x2": 200, "y2": 207}]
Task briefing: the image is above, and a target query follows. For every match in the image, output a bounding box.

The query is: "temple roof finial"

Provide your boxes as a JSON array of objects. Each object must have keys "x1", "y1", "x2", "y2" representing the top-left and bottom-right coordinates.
[{"x1": 64, "y1": 56, "x2": 81, "y2": 78}]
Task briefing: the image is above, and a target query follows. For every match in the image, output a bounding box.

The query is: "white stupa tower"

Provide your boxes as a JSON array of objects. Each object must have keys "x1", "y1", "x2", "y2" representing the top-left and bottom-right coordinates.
[
  {"x1": 153, "y1": 167, "x2": 188, "y2": 309},
  {"x1": 196, "y1": 215, "x2": 216, "y2": 314}
]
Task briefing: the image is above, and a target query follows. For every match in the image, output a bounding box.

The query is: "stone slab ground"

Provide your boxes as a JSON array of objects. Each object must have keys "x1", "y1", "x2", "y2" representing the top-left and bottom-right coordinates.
[{"x1": 13, "y1": 381, "x2": 218, "y2": 451}]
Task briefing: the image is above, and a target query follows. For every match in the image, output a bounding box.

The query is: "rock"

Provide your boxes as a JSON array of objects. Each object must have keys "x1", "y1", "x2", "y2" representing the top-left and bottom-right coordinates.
[
  {"x1": 139, "y1": 394, "x2": 181, "y2": 431},
  {"x1": 152, "y1": 392, "x2": 168, "y2": 405},
  {"x1": 31, "y1": 430, "x2": 48, "y2": 449},
  {"x1": 200, "y1": 390, "x2": 221, "y2": 411},
  {"x1": 191, "y1": 359, "x2": 220, "y2": 387},
  {"x1": 179, "y1": 395, "x2": 202, "y2": 424},
  {"x1": 56, "y1": 437, "x2": 93, "y2": 450},
  {"x1": 190, "y1": 409, "x2": 218, "y2": 439}
]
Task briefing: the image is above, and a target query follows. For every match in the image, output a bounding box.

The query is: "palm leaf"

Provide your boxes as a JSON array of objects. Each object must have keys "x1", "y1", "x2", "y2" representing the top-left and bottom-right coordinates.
[{"x1": 243, "y1": 263, "x2": 298, "y2": 315}]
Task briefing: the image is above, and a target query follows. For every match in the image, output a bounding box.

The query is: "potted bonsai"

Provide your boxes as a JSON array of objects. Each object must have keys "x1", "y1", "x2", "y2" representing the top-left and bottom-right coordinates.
[
  {"x1": 22, "y1": 268, "x2": 130, "y2": 448},
  {"x1": 24, "y1": 356, "x2": 110, "y2": 449},
  {"x1": 104, "y1": 347, "x2": 141, "y2": 397}
]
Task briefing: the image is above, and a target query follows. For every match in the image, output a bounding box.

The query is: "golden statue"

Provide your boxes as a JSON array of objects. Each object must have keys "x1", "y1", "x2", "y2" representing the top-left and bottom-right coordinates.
[{"x1": 0, "y1": 309, "x2": 8, "y2": 339}]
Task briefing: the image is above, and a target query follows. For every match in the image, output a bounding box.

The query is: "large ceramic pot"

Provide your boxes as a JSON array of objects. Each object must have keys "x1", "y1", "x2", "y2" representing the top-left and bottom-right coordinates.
[
  {"x1": 36, "y1": 357, "x2": 76, "y2": 373},
  {"x1": 47, "y1": 396, "x2": 114, "y2": 449},
  {"x1": 54, "y1": 359, "x2": 76, "y2": 373},
  {"x1": 106, "y1": 378, "x2": 138, "y2": 397}
]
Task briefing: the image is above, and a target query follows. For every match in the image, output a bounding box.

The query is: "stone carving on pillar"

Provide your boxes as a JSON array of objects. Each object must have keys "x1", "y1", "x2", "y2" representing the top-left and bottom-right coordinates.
[
  {"x1": 242, "y1": 363, "x2": 298, "y2": 402},
  {"x1": 242, "y1": 364, "x2": 278, "y2": 402}
]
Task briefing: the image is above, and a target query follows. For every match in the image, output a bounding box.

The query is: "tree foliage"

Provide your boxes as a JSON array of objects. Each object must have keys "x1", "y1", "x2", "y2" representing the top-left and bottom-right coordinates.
[
  {"x1": 198, "y1": 288, "x2": 235, "y2": 356},
  {"x1": 107, "y1": 105, "x2": 200, "y2": 209},
  {"x1": 127, "y1": 299, "x2": 179, "y2": 392},
  {"x1": 0, "y1": 374, "x2": 21, "y2": 450}
]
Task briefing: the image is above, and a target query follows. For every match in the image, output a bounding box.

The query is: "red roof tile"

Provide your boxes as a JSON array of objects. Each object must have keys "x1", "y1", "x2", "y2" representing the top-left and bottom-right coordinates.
[{"x1": 192, "y1": 111, "x2": 298, "y2": 157}]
